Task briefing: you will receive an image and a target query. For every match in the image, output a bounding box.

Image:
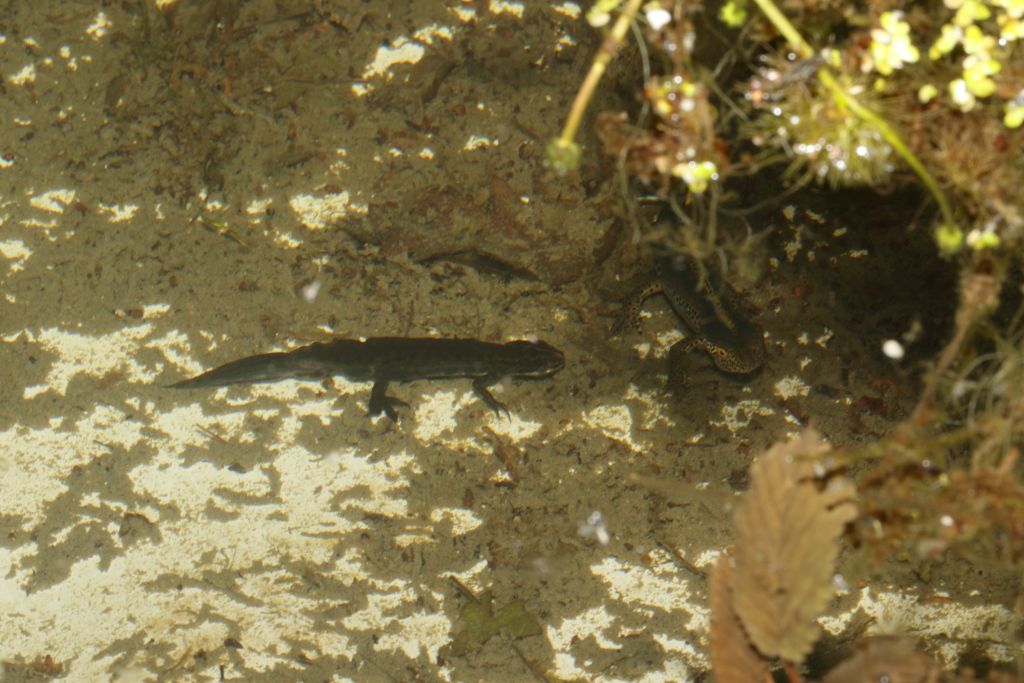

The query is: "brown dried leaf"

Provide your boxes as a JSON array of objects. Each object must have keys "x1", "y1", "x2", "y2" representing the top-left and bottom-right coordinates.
[
  {"x1": 822, "y1": 637, "x2": 942, "y2": 683},
  {"x1": 732, "y1": 430, "x2": 857, "y2": 662},
  {"x1": 709, "y1": 555, "x2": 771, "y2": 683}
]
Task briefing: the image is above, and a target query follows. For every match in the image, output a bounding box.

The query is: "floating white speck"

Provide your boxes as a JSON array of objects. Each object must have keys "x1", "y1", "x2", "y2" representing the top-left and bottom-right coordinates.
[
  {"x1": 882, "y1": 339, "x2": 904, "y2": 360},
  {"x1": 300, "y1": 281, "x2": 321, "y2": 303},
  {"x1": 464, "y1": 135, "x2": 496, "y2": 151},
  {"x1": 645, "y1": 6, "x2": 672, "y2": 30},
  {"x1": 578, "y1": 511, "x2": 610, "y2": 545}
]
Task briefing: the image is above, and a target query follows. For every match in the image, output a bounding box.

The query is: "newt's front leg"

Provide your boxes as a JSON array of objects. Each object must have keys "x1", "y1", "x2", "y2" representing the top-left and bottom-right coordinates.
[
  {"x1": 472, "y1": 375, "x2": 510, "y2": 418},
  {"x1": 368, "y1": 380, "x2": 410, "y2": 421}
]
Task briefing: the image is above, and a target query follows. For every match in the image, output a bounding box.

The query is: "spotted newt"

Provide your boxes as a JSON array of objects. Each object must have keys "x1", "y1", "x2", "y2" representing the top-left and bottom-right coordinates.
[
  {"x1": 613, "y1": 252, "x2": 765, "y2": 375},
  {"x1": 170, "y1": 337, "x2": 565, "y2": 420}
]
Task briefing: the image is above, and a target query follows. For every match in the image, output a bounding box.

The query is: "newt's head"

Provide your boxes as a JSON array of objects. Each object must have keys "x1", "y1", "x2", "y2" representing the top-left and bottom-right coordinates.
[{"x1": 506, "y1": 340, "x2": 565, "y2": 378}]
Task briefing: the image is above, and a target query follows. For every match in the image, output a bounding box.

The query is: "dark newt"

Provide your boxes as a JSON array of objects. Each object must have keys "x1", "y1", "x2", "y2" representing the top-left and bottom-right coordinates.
[
  {"x1": 613, "y1": 252, "x2": 765, "y2": 375},
  {"x1": 417, "y1": 249, "x2": 538, "y2": 282},
  {"x1": 169, "y1": 337, "x2": 565, "y2": 421}
]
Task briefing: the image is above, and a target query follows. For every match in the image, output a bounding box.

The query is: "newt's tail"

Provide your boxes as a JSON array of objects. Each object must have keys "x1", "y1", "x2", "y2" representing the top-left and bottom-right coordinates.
[{"x1": 169, "y1": 351, "x2": 305, "y2": 389}]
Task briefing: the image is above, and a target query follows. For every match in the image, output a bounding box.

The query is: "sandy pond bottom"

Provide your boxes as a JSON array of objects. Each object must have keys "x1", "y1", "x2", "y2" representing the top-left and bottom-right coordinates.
[{"x1": 1, "y1": 1, "x2": 1020, "y2": 681}]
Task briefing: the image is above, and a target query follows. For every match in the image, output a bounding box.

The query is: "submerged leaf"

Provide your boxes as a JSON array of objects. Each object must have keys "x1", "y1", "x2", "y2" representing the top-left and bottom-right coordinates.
[
  {"x1": 709, "y1": 555, "x2": 771, "y2": 683},
  {"x1": 732, "y1": 430, "x2": 857, "y2": 662},
  {"x1": 444, "y1": 591, "x2": 542, "y2": 658},
  {"x1": 822, "y1": 637, "x2": 942, "y2": 683}
]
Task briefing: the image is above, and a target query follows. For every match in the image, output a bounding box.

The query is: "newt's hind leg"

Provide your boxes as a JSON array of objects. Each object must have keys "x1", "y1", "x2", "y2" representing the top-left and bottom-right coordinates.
[{"x1": 667, "y1": 337, "x2": 703, "y2": 390}]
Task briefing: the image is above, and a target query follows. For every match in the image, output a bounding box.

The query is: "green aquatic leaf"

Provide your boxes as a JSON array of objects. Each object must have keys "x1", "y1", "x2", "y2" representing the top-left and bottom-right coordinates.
[{"x1": 445, "y1": 591, "x2": 542, "y2": 657}]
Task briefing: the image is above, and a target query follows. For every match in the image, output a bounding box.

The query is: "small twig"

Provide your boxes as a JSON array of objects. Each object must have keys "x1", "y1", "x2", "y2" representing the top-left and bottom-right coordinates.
[
  {"x1": 654, "y1": 533, "x2": 707, "y2": 581},
  {"x1": 196, "y1": 424, "x2": 229, "y2": 444},
  {"x1": 909, "y1": 269, "x2": 1001, "y2": 426},
  {"x1": 548, "y1": 0, "x2": 644, "y2": 172},
  {"x1": 448, "y1": 575, "x2": 478, "y2": 601},
  {"x1": 196, "y1": 215, "x2": 249, "y2": 249},
  {"x1": 483, "y1": 425, "x2": 521, "y2": 484},
  {"x1": 630, "y1": 18, "x2": 651, "y2": 124},
  {"x1": 511, "y1": 643, "x2": 551, "y2": 682},
  {"x1": 646, "y1": 494, "x2": 709, "y2": 582}
]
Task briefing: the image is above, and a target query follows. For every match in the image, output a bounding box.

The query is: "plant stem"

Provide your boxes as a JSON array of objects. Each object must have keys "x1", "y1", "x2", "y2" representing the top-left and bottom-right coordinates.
[
  {"x1": 750, "y1": 0, "x2": 813, "y2": 57},
  {"x1": 554, "y1": 0, "x2": 644, "y2": 154}
]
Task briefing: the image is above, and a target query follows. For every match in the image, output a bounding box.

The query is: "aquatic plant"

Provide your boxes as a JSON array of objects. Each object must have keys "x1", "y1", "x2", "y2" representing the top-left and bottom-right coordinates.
[
  {"x1": 554, "y1": 1, "x2": 1024, "y2": 678},
  {"x1": 553, "y1": 0, "x2": 1023, "y2": 255}
]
